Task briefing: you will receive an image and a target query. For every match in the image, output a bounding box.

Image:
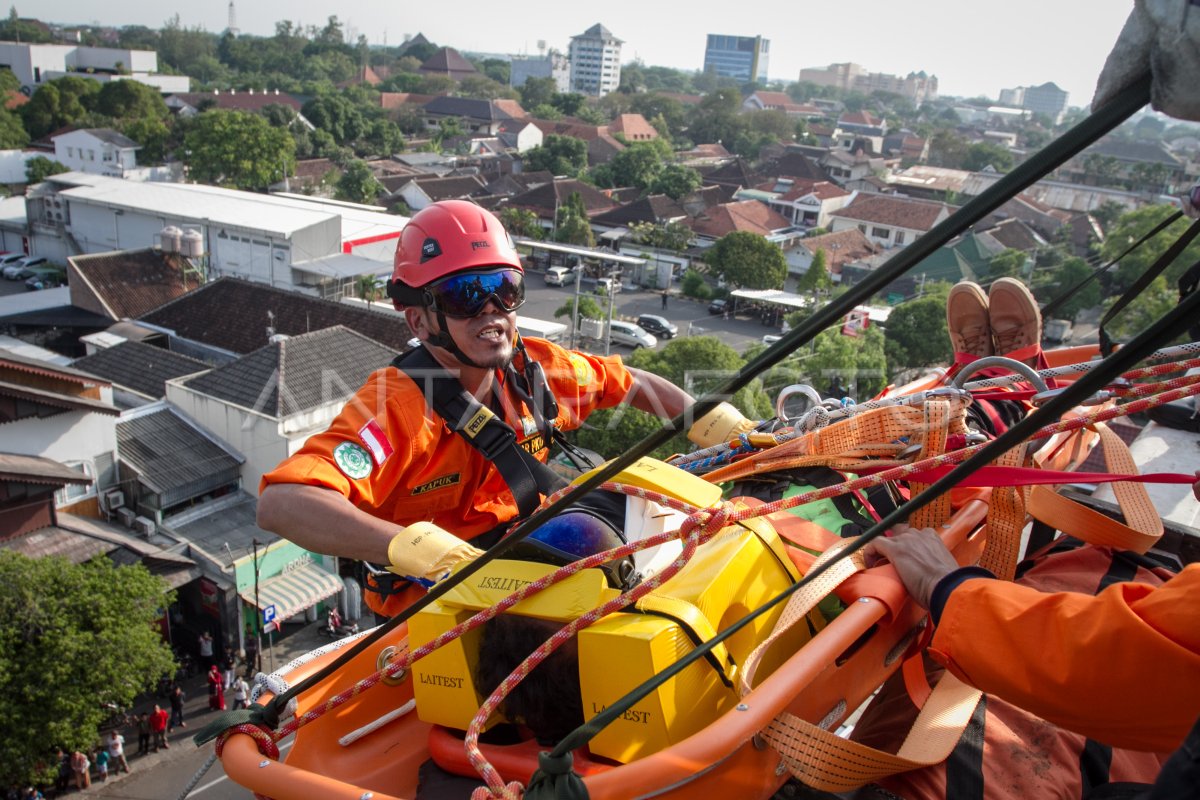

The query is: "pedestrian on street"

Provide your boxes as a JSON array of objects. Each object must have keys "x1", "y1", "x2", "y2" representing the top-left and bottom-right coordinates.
[
  {"x1": 207, "y1": 663, "x2": 227, "y2": 711},
  {"x1": 94, "y1": 746, "x2": 109, "y2": 782},
  {"x1": 222, "y1": 645, "x2": 236, "y2": 689},
  {"x1": 244, "y1": 625, "x2": 259, "y2": 676},
  {"x1": 150, "y1": 704, "x2": 169, "y2": 751},
  {"x1": 135, "y1": 712, "x2": 150, "y2": 755},
  {"x1": 232, "y1": 674, "x2": 250, "y2": 710},
  {"x1": 69, "y1": 749, "x2": 90, "y2": 790},
  {"x1": 661, "y1": 289, "x2": 668, "y2": 310},
  {"x1": 168, "y1": 684, "x2": 186, "y2": 730},
  {"x1": 198, "y1": 631, "x2": 214, "y2": 670},
  {"x1": 107, "y1": 729, "x2": 130, "y2": 774},
  {"x1": 53, "y1": 748, "x2": 70, "y2": 793}
]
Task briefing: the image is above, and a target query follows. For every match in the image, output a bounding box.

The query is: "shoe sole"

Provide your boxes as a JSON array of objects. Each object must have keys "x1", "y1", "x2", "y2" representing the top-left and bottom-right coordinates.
[{"x1": 946, "y1": 281, "x2": 992, "y2": 357}]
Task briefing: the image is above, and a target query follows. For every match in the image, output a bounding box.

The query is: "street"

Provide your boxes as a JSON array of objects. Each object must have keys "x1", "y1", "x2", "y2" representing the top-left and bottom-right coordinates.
[{"x1": 519, "y1": 280, "x2": 782, "y2": 355}]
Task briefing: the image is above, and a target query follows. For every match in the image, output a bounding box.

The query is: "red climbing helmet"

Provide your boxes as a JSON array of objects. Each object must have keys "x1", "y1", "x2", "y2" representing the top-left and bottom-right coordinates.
[{"x1": 388, "y1": 200, "x2": 522, "y2": 309}]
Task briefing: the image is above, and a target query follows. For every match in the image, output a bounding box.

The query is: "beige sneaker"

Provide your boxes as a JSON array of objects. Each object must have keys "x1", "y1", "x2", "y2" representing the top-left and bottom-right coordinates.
[
  {"x1": 946, "y1": 281, "x2": 993, "y2": 359},
  {"x1": 988, "y1": 278, "x2": 1041, "y2": 360}
]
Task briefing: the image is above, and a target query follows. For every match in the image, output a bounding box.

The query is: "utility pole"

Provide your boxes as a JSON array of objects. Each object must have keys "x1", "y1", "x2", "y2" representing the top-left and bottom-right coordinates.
[{"x1": 570, "y1": 265, "x2": 582, "y2": 349}]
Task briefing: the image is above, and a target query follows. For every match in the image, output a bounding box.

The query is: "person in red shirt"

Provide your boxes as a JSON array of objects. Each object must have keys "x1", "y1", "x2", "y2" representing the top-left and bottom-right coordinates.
[{"x1": 149, "y1": 704, "x2": 169, "y2": 752}]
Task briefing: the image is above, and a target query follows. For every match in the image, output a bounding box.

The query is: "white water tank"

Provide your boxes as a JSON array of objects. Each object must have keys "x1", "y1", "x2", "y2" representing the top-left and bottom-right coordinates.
[
  {"x1": 181, "y1": 228, "x2": 204, "y2": 257},
  {"x1": 159, "y1": 226, "x2": 182, "y2": 253}
]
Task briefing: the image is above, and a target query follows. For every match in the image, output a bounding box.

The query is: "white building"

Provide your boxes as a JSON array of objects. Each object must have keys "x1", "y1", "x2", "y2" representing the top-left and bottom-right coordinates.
[
  {"x1": 569, "y1": 24, "x2": 622, "y2": 97},
  {"x1": 52, "y1": 129, "x2": 139, "y2": 178},
  {"x1": 10, "y1": 173, "x2": 406, "y2": 298},
  {"x1": 0, "y1": 41, "x2": 188, "y2": 93}
]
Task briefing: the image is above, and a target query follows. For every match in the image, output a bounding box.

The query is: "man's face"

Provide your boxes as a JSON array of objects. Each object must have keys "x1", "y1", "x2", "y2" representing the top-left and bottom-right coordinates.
[{"x1": 409, "y1": 302, "x2": 516, "y2": 370}]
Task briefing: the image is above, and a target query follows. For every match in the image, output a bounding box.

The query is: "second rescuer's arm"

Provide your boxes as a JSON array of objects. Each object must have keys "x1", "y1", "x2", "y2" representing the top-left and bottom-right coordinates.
[{"x1": 868, "y1": 524, "x2": 1200, "y2": 752}]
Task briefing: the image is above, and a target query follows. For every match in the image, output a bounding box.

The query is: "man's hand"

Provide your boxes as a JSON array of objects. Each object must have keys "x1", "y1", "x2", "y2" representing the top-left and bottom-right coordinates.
[{"x1": 864, "y1": 524, "x2": 961, "y2": 609}]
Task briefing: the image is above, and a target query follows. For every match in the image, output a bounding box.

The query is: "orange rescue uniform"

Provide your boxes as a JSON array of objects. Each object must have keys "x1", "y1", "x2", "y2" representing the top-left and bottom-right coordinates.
[
  {"x1": 929, "y1": 562, "x2": 1200, "y2": 752},
  {"x1": 260, "y1": 338, "x2": 636, "y2": 615}
]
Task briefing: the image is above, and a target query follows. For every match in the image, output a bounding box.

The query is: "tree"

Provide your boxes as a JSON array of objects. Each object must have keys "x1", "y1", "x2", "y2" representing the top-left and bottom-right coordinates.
[
  {"x1": 883, "y1": 295, "x2": 952, "y2": 371},
  {"x1": 302, "y1": 94, "x2": 367, "y2": 145},
  {"x1": 0, "y1": 552, "x2": 175, "y2": 788},
  {"x1": 1090, "y1": 200, "x2": 1127, "y2": 234},
  {"x1": 987, "y1": 249, "x2": 1029, "y2": 280},
  {"x1": 962, "y1": 142, "x2": 1014, "y2": 172},
  {"x1": 808, "y1": 325, "x2": 888, "y2": 399},
  {"x1": 647, "y1": 164, "x2": 701, "y2": 199},
  {"x1": 20, "y1": 77, "x2": 100, "y2": 140},
  {"x1": 1032, "y1": 256, "x2": 1102, "y2": 321},
  {"x1": 24, "y1": 156, "x2": 68, "y2": 184},
  {"x1": 497, "y1": 207, "x2": 545, "y2": 240},
  {"x1": 518, "y1": 77, "x2": 557, "y2": 111},
  {"x1": 523, "y1": 134, "x2": 588, "y2": 177},
  {"x1": 356, "y1": 273, "x2": 382, "y2": 307},
  {"x1": 335, "y1": 159, "x2": 384, "y2": 204},
  {"x1": 94, "y1": 80, "x2": 168, "y2": 120},
  {"x1": 183, "y1": 110, "x2": 296, "y2": 190},
  {"x1": 555, "y1": 192, "x2": 594, "y2": 247},
  {"x1": 1102, "y1": 204, "x2": 1200, "y2": 292},
  {"x1": 554, "y1": 296, "x2": 603, "y2": 321},
  {"x1": 795, "y1": 249, "x2": 832, "y2": 294},
  {"x1": 593, "y1": 141, "x2": 669, "y2": 191},
  {"x1": 1103, "y1": 276, "x2": 1180, "y2": 343},
  {"x1": 705, "y1": 231, "x2": 787, "y2": 290},
  {"x1": 571, "y1": 337, "x2": 770, "y2": 459},
  {"x1": 628, "y1": 221, "x2": 691, "y2": 252},
  {"x1": 0, "y1": 107, "x2": 28, "y2": 149}
]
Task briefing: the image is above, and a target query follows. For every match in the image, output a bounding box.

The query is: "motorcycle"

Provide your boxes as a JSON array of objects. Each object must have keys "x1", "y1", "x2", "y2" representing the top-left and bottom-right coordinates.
[{"x1": 317, "y1": 610, "x2": 359, "y2": 639}]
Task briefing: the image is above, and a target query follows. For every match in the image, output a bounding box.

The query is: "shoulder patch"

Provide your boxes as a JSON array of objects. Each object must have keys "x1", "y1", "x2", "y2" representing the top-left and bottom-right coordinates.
[
  {"x1": 567, "y1": 352, "x2": 595, "y2": 386},
  {"x1": 333, "y1": 441, "x2": 373, "y2": 480}
]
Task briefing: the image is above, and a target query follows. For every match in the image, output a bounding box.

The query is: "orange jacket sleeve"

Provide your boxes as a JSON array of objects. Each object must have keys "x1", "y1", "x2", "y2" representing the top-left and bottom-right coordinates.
[{"x1": 928, "y1": 563, "x2": 1200, "y2": 752}]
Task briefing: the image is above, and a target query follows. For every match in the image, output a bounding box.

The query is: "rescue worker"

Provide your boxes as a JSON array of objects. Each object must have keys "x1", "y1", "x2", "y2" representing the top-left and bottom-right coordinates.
[{"x1": 258, "y1": 200, "x2": 756, "y2": 617}]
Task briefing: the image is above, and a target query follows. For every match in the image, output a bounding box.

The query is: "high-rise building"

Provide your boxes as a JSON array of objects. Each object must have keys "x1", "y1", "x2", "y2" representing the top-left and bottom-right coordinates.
[
  {"x1": 1021, "y1": 82, "x2": 1069, "y2": 124},
  {"x1": 703, "y1": 34, "x2": 769, "y2": 84},
  {"x1": 569, "y1": 23, "x2": 622, "y2": 97},
  {"x1": 511, "y1": 50, "x2": 571, "y2": 93}
]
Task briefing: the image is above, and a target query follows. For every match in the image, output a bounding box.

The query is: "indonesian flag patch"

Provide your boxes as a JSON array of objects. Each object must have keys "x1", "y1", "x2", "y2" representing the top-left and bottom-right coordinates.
[{"x1": 358, "y1": 419, "x2": 394, "y2": 466}]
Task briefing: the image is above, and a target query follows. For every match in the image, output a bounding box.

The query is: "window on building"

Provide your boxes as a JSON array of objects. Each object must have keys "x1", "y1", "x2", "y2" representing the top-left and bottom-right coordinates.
[
  {"x1": 895, "y1": 231, "x2": 906, "y2": 245},
  {"x1": 54, "y1": 461, "x2": 94, "y2": 506},
  {"x1": 858, "y1": 224, "x2": 867, "y2": 233},
  {"x1": 872, "y1": 227, "x2": 890, "y2": 239}
]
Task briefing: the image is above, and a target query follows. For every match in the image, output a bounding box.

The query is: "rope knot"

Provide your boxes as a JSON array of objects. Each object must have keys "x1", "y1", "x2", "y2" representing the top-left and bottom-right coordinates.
[{"x1": 681, "y1": 501, "x2": 734, "y2": 540}]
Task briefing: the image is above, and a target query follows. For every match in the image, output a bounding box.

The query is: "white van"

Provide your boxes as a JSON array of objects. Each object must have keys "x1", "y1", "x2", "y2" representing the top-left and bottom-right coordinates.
[{"x1": 516, "y1": 315, "x2": 569, "y2": 344}]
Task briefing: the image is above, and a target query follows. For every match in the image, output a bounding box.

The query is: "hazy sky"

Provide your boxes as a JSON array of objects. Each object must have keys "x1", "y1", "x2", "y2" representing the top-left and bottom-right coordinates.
[{"x1": 35, "y1": 0, "x2": 1136, "y2": 104}]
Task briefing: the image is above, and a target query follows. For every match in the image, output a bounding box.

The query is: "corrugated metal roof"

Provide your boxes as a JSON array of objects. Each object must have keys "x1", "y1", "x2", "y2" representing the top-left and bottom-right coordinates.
[{"x1": 116, "y1": 405, "x2": 243, "y2": 496}]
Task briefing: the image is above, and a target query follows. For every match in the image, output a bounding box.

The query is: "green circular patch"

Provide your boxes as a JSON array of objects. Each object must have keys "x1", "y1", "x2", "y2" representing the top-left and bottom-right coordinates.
[{"x1": 333, "y1": 441, "x2": 372, "y2": 479}]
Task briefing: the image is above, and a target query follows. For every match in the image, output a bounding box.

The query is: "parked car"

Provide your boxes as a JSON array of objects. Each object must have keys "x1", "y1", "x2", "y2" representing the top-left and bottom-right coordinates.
[
  {"x1": 708, "y1": 298, "x2": 729, "y2": 315},
  {"x1": 609, "y1": 320, "x2": 657, "y2": 349},
  {"x1": 636, "y1": 314, "x2": 678, "y2": 339},
  {"x1": 544, "y1": 266, "x2": 573, "y2": 286},
  {"x1": 762, "y1": 334, "x2": 783, "y2": 346},
  {"x1": 1, "y1": 253, "x2": 29, "y2": 279}
]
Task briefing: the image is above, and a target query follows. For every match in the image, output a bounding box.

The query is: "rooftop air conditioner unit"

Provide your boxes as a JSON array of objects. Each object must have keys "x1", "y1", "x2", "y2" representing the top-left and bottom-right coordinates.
[
  {"x1": 133, "y1": 516, "x2": 156, "y2": 538},
  {"x1": 102, "y1": 489, "x2": 124, "y2": 511},
  {"x1": 116, "y1": 507, "x2": 136, "y2": 528}
]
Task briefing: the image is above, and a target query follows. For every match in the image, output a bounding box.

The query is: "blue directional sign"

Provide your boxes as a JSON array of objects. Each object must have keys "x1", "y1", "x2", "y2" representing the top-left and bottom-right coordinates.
[{"x1": 263, "y1": 604, "x2": 277, "y2": 626}]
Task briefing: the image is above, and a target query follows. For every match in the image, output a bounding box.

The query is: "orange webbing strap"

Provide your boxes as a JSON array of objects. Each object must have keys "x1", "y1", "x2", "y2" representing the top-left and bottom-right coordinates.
[
  {"x1": 761, "y1": 673, "x2": 982, "y2": 793},
  {"x1": 1026, "y1": 423, "x2": 1163, "y2": 553},
  {"x1": 738, "y1": 541, "x2": 864, "y2": 697},
  {"x1": 908, "y1": 398, "x2": 952, "y2": 530},
  {"x1": 705, "y1": 402, "x2": 965, "y2": 484},
  {"x1": 978, "y1": 441, "x2": 1029, "y2": 580}
]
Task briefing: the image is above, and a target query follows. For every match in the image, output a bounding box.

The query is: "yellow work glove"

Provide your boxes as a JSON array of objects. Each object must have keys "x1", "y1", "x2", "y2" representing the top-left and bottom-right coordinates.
[
  {"x1": 385, "y1": 521, "x2": 482, "y2": 589},
  {"x1": 687, "y1": 401, "x2": 758, "y2": 448}
]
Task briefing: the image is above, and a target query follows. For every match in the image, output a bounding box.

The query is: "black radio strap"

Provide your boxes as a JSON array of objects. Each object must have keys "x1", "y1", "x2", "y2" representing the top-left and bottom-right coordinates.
[{"x1": 391, "y1": 347, "x2": 567, "y2": 517}]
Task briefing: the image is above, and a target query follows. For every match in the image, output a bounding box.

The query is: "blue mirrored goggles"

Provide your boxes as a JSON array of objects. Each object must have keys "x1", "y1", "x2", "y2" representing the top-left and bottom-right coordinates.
[
  {"x1": 506, "y1": 508, "x2": 637, "y2": 590},
  {"x1": 423, "y1": 268, "x2": 526, "y2": 318}
]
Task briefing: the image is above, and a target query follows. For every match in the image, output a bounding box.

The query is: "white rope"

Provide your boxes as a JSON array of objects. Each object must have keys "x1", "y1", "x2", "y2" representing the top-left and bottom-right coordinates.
[
  {"x1": 248, "y1": 627, "x2": 376, "y2": 717},
  {"x1": 337, "y1": 699, "x2": 416, "y2": 746}
]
